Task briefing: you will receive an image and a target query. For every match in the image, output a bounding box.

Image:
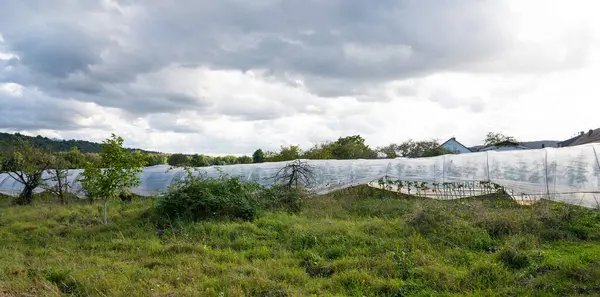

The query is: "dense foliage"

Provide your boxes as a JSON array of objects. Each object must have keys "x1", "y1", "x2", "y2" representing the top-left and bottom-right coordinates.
[
  {"x1": 155, "y1": 172, "x2": 305, "y2": 223},
  {"x1": 156, "y1": 175, "x2": 263, "y2": 222}
]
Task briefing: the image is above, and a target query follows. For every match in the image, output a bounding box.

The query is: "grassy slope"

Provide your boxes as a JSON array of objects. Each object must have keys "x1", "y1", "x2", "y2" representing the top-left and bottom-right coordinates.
[{"x1": 1, "y1": 187, "x2": 600, "y2": 296}]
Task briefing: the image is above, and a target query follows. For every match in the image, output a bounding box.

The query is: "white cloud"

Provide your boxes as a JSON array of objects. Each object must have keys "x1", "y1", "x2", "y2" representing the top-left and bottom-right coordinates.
[{"x1": 0, "y1": 82, "x2": 23, "y2": 96}]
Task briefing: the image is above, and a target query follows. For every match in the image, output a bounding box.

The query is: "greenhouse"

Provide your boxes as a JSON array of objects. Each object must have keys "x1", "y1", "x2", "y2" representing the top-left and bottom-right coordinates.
[{"x1": 1, "y1": 143, "x2": 600, "y2": 208}]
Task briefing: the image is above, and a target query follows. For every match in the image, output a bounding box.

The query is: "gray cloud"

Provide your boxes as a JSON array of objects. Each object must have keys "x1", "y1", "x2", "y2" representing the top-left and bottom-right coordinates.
[
  {"x1": 0, "y1": 89, "x2": 99, "y2": 131},
  {"x1": 8, "y1": 24, "x2": 107, "y2": 78},
  {"x1": 0, "y1": 0, "x2": 551, "y2": 101},
  {"x1": 0, "y1": 0, "x2": 597, "y2": 150}
]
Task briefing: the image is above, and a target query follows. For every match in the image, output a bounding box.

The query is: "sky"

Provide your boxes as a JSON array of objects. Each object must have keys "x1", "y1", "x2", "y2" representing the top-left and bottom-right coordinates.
[{"x1": 1, "y1": 0, "x2": 600, "y2": 155}]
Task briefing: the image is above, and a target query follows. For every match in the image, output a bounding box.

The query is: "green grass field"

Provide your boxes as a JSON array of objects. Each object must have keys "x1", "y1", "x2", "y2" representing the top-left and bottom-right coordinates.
[{"x1": 1, "y1": 186, "x2": 600, "y2": 296}]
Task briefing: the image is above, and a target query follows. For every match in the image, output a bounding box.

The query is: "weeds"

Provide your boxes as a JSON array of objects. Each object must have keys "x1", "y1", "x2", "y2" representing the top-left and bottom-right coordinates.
[{"x1": 154, "y1": 175, "x2": 305, "y2": 225}]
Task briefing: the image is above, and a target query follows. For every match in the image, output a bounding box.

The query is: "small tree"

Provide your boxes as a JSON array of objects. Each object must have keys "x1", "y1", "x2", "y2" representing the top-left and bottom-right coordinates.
[
  {"x1": 274, "y1": 159, "x2": 315, "y2": 188},
  {"x1": 1, "y1": 141, "x2": 55, "y2": 205},
  {"x1": 42, "y1": 153, "x2": 72, "y2": 204},
  {"x1": 331, "y1": 135, "x2": 377, "y2": 159},
  {"x1": 79, "y1": 134, "x2": 145, "y2": 224},
  {"x1": 252, "y1": 149, "x2": 265, "y2": 163},
  {"x1": 484, "y1": 132, "x2": 517, "y2": 147}
]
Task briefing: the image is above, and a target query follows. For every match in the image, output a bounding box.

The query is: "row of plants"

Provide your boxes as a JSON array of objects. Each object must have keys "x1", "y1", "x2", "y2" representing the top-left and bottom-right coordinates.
[{"x1": 377, "y1": 177, "x2": 506, "y2": 199}]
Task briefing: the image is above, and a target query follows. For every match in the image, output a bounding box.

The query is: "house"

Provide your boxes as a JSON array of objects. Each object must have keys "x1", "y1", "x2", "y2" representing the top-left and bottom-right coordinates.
[
  {"x1": 558, "y1": 128, "x2": 600, "y2": 147},
  {"x1": 479, "y1": 140, "x2": 530, "y2": 152},
  {"x1": 440, "y1": 137, "x2": 472, "y2": 154}
]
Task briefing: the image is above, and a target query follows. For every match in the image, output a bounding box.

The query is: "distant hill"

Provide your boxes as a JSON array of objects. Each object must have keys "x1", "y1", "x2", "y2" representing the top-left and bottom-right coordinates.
[{"x1": 0, "y1": 132, "x2": 161, "y2": 154}]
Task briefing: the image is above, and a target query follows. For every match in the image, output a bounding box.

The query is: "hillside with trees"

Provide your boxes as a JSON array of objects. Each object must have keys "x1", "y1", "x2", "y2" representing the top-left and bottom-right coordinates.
[
  {"x1": 1, "y1": 132, "x2": 456, "y2": 170},
  {"x1": 0, "y1": 132, "x2": 159, "y2": 154}
]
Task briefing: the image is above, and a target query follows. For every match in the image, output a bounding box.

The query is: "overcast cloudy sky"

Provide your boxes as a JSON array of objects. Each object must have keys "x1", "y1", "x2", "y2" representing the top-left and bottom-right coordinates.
[{"x1": 1, "y1": 0, "x2": 600, "y2": 154}]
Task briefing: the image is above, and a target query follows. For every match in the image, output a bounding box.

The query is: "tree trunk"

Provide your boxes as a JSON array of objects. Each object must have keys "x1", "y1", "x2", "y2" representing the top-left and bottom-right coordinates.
[
  {"x1": 103, "y1": 198, "x2": 108, "y2": 225},
  {"x1": 16, "y1": 186, "x2": 34, "y2": 205},
  {"x1": 56, "y1": 172, "x2": 64, "y2": 205}
]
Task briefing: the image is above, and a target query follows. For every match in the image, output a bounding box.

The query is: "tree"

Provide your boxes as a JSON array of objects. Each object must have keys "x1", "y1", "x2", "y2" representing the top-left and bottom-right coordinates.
[
  {"x1": 377, "y1": 143, "x2": 401, "y2": 159},
  {"x1": 278, "y1": 145, "x2": 302, "y2": 161},
  {"x1": 58, "y1": 146, "x2": 87, "y2": 169},
  {"x1": 223, "y1": 155, "x2": 238, "y2": 165},
  {"x1": 237, "y1": 155, "x2": 253, "y2": 164},
  {"x1": 484, "y1": 132, "x2": 517, "y2": 147},
  {"x1": 84, "y1": 153, "x2": 101, "y2": 165},
  {"x1": 302, "y1": 143, "x2": 335, "y2": 160},
  {"x1": 167, "y1": 153, "x2": 190, "y2": 167},
  {"x1": 331, "y1": 135, "x2": 377, "y2": 159},
  {"x1": 252, "y1": 149, "x2": 265, "y2": 163},
  {"x1": 264, "y1": 145, "x2": 303, "y2": 162},
  {"x1": 190, "y1": 154, "x2": 210, "y2": 167},
  {"x1": 0, "y1": 141, "x2": 55, "y2": 205},
  {"x1": 43, "y1": 153, "x2": 72, "y2": 204},
  {"x1": 79, "y1": 134, "x2": 145, "y2": 224},
  {"x1": 274, "y1": 159, "x2": 315, "y2": 188},
  {"x1": 382, "y1": 140, "x2": 453, "y2": 158},
  {"x1": 144, "y1": 153, "x2": 167, "y2": 166},
  {"x1": 211, "y1": 156, "x2": 225, "y2": 166}
]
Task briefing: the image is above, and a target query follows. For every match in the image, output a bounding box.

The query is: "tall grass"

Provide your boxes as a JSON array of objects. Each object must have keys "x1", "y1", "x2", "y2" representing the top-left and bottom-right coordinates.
[{"x1": 1, "y1": 186, "x2": 599, "y2": 296}]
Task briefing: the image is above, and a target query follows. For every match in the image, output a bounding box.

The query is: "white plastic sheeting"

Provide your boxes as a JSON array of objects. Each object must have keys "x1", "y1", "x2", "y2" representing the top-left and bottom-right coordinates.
[{"x1": 1, "y1": 144, "x2": 600, "y2": 208}]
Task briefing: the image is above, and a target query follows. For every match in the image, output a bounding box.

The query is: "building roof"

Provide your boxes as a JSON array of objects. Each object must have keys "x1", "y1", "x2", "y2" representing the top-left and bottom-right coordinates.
[
  {"x1": 521, "y1": 140, "x2": 559, "y2": 149},
  {"x1": 470, "y1": 140, "x2": 558, "y2": 151},
  {"x1": 439, "y1": 137, "x2": 472, "y2": 152},
  {"x1": 558, "y1": 134, "x2": 584, "y2": 147},
  {"x1": 480, "y1": 144, "x2": 530, "y2": 152},
  {"x1": 491, "y1": 140, "x2": 520, "y2": 147},
  {"x1": 569, "y1": 128, "x2": 600, "y2": 146}
]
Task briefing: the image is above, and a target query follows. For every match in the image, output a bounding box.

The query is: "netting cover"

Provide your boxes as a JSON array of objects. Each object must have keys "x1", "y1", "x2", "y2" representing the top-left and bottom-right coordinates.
[{"x1": 1, "y1": 144, "x2": 600, "y2": 208}]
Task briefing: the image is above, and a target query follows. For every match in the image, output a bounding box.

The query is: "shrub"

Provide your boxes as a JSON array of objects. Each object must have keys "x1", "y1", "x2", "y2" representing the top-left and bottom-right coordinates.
[{"x1": 155, "y1": 175, "x2": 262, "y2": 223}]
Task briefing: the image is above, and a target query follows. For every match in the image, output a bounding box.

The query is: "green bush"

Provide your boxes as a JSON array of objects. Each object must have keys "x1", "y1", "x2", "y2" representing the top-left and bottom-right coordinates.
[
  {"x1": 155, "y1": 175, "x2": 263, "y2": 222},
  {"x1": 155, "y1": 174, "x2": 307, "y2": 223}
]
